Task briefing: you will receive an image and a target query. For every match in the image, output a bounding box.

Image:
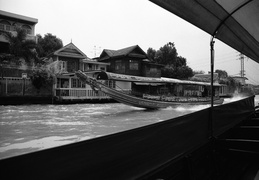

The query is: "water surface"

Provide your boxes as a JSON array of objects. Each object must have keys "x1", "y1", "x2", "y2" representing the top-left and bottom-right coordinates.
[{"x1": 0, "y1": 95, "x2": 258, "y2": 159}]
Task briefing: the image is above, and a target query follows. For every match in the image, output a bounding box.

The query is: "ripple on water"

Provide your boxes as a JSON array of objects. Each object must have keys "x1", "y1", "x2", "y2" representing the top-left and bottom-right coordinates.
[{"x1": 41, "y1": 121, "x2": 92, "y2": 126}]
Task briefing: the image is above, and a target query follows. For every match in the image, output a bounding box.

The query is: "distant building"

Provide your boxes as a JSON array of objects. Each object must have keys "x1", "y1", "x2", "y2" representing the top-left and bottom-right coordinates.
[
  {"x1": 0, "y1": 10, "x2": 38, "y2": 53},
  {"x1": 230, "y1": 76, "x2": 248, "y2": 86},
  {"x1": 230, "y1": 76, "x2": 255, "y2": 96},
  {"x1": 191, "y1": 73, "x2": 230, "y2": 97}
]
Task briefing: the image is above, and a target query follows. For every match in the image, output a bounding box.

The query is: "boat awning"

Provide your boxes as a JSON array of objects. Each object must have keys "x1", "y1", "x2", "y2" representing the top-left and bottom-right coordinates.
[
  {"x1": 134, "y1": 82, "x2": 166, "y2": 86},
  {"x1": 96, "y1": 71, "x2": 164, "y2": 82},
  {"x1": 149, "y1": 0, "x2": 259, "y2": 64},
  {"x1": 96, "y1": 71, "x2": 222, "y2": 86}
]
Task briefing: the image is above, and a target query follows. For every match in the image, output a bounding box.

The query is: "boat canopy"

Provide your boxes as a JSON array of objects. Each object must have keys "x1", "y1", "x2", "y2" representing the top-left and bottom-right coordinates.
[
  {"x1": 149, "y1": 0, "x2": 259, "y2": 64},
  {"x1": 96, "y1": 71, "x2": 221, "y2": 86}
]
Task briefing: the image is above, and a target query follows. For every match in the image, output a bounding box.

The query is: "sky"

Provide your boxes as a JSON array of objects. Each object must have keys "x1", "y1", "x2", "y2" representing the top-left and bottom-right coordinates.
[{"x1": 1, "y1": 0, "x2": 259, "y2": 85}]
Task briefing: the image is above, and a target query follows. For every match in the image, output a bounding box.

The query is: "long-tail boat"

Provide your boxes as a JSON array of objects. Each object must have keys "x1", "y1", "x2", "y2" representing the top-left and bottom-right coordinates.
[{"x1": 75, "y1": 70, "x2": 224, "y2": 109}]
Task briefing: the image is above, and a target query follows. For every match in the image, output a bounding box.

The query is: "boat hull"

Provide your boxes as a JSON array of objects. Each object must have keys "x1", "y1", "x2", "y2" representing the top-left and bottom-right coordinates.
[{"x1": 98, "y1": 83, "x2": 223, "y2": 109}]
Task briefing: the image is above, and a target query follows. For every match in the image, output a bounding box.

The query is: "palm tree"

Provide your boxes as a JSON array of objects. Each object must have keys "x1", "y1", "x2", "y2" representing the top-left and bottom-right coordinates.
[{"x1": 0, "y1": 26, "x2": 37, "y2": 65}]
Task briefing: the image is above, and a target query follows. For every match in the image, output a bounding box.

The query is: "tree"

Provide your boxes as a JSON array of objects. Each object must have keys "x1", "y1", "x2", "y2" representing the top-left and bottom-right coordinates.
[
  {"x1": 176, "y1": 65, "x2": 193, "y2": 79},
  {"x1": 162, "y1": 64, "x2": 193, "y2": 79},
  {"x1": 147, "y1": 47, "x2": 156, "y2": 62},
  {"x1": 0, "y1": 26, "x2": 37, "y2": 64},
  {"x1": 154, "y1": 42, "x2": 178, "y2": 65},
  {"x1": 147, "y1": 42, "x2": 193, "y2": 79},
  {"x1": 193, "y1": 70, "x2": 205, "y2": 75},
  {"x1": 36, "y1": 33, "x2": 63, "y2": 57},
  {"x1": 215, "y1": 69, "x2": 228, "y2": 80}
]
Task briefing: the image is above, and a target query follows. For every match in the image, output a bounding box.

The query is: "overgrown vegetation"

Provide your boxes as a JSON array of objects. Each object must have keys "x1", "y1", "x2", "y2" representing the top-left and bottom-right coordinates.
[
  {"x1": 0, "y1": 27, "x2": 63, "y2": 66},
  {"x1": 30, "y1": 68, "x2": 53, "y2": 93},
  {"x1": 0, "y1": 27, "x2": 37, "y2": 65},
  {"x1": 36, "y1": 33, "x2": 63, "y2": 58}
]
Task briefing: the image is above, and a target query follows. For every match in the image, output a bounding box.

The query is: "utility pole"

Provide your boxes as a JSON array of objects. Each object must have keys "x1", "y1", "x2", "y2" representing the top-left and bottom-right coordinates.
[{"x1": 238, "y1": 53, "x2": 245, "y2": 77}]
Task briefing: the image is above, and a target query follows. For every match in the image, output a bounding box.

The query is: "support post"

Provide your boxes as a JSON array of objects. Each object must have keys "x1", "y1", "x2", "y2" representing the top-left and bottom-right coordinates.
[
  {"x1": 209, "y1": 36, "x2": 215, "y2": 138},
  {"x1": 210, "y1": 37, "x2": 215, "y2": 108}
]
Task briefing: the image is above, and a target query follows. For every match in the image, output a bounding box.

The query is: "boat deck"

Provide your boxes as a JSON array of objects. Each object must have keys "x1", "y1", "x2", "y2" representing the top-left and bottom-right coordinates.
[{"x1": 140, "y1": 107, "x2": 259, "y2": 180}]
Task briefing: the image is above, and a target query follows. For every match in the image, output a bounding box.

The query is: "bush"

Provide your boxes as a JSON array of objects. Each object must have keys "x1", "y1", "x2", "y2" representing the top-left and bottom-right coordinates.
[{"x1": 30, "y1": 69, "x2": 53, "y2": 93}]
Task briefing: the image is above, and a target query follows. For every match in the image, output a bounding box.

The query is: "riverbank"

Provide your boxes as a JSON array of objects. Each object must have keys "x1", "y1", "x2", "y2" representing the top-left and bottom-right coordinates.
[
  {"x1": 1, "y1": 94, "x2": 258, "y2": 106},
  {"x1": 0, "y1": 95, "x2": 117, "y2": 105}
]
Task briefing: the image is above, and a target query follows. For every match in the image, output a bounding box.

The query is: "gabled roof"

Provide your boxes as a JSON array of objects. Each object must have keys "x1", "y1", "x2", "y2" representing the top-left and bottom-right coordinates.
[
  {"x1": 53, "y1": 42, "x2": 88, "y2": 59},
  {"x1": 99, "y1": 45, "x2": 148, "y2": 61}
]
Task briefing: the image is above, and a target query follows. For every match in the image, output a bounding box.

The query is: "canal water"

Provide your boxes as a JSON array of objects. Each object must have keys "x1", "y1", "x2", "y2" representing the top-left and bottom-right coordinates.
[{"x1": 0, "y1": 95, "x2": 258, "y2": 159}]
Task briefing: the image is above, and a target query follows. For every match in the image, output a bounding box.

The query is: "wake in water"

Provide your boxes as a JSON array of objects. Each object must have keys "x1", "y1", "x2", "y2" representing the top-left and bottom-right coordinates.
[
  {"x1": 223, "y1": 94, "x2": 247, "y2": 104},
  {"x1": 163, "y1": 94, "x2": 256, "y2": 112},
  {"x1": 164, "y1": 104, "x2": 210, "y2": 112}
]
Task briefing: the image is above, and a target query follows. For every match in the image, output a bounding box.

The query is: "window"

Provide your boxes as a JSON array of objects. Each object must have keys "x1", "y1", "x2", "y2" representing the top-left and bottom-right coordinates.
[
  {"x1": 5, "y1": 25, "x2": 11, "y2": 31},
  {"x1": 72, "y1": 79, "x2": 77, "y2": 88},
  {"x1": 105, "y1": 80, "x2": 116, "y2": 88},
  {"x1": 57, "y1": 78, "x2": 69, "y2": 88},
  {"x1": 115, "y1": 60, "x2": 121, "y2": 70},
  {"x1": 0, "y1": 20, "x2": 11, "y2": 31},
  {"x1": 129, "y1": 60, "x2": 139, "y2": 70},
  {"x1": 0, "y1": 24, "x2": 4, "y2": 30},
  {"x1": 22, "y1": 25, "x2": 32, "y2": 35},
  {"x1": 72, "y1": 78, "x2": 85, "y2": 88},
  {"x1": 150, "y1": 67, "x2": 157, "y2": 73},
  {"x1": 115, "y1": 60, "x2": 125, "y2": 73},
  {"x1": 59, "y1": 61, "x2": 67, "y2": 72}
]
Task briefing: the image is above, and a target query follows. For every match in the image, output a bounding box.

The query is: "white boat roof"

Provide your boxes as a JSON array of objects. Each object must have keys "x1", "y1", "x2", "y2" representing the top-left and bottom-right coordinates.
[{"x1": 96, "y1": 71, "x2": 221, "y2": 86}]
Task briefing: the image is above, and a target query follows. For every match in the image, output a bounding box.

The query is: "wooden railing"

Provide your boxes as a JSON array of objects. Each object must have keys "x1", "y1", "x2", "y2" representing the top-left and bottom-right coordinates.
[{"x1": 54, "y1": 88, "x2": 111, "y2": 99}]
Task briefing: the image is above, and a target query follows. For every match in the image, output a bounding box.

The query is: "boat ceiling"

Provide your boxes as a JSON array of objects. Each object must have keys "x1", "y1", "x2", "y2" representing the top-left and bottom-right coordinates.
[
  {"x1": 97, "y1": 71, "x2": 221, "y2": 86},
  {"x1": 149, "y1": 0, "x2": 259, "y2": 64}
]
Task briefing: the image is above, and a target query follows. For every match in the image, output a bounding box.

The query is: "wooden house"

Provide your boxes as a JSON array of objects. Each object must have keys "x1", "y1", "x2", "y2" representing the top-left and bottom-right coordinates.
[
  {"x1": 48, "y1": 43, "x2": 111, "y2": 103},
  {"x1": 99, "y1": 45, "x2": 163, "y2": 77}
]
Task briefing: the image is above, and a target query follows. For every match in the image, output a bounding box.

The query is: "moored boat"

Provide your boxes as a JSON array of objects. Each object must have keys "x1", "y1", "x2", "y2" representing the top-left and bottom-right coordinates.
[{"x1": 75, "y1": 70, "x2": 224, "y2": 109}]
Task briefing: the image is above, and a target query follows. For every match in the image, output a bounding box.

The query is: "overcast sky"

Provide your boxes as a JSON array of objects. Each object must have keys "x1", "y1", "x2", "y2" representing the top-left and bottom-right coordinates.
[{"x1": 1, "y1": 0, "x2": 258, "y2": 85}]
